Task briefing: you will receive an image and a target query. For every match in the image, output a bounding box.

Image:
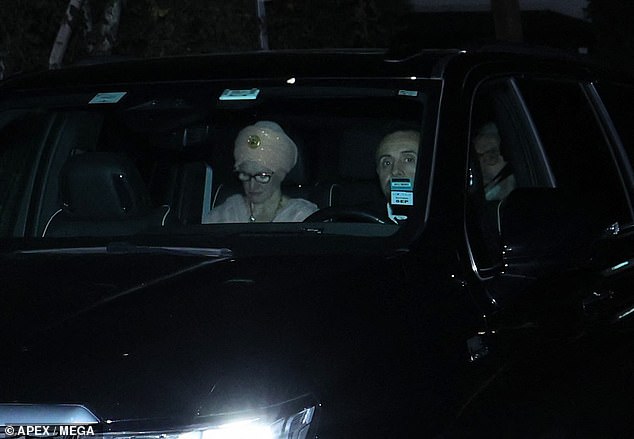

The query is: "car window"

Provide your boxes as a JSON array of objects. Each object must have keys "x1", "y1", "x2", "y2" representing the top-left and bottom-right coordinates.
[
  {"x1": 595, "y1": 82, "x2": 634, "y2": 194},
  {"x1": 0, "y1": 81, "x2": 439, "y2": 242},
  {"x1": 0, "y1": 110, "x2": 53, "y2": 237},
  {"x1": 515, "y1": 78, "x2": 631, "y2": 226},
  {"x1": 466, "y1": 77, "x2": 553, "y2": 269}
]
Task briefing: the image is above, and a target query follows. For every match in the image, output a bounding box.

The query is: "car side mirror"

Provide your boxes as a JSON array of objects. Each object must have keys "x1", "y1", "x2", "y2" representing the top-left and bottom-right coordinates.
[
  {"x1": 497, "y1": 188, "x2": 598, "y2": 278},
  {"x1": 481, "y1": 188, "x2": 600, "y2": 310}
]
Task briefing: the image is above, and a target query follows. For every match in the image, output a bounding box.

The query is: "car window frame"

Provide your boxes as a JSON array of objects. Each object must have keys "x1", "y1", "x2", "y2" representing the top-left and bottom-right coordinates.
[{"x1": 464, "y1": 73, "x2": 556, "y2": 276}]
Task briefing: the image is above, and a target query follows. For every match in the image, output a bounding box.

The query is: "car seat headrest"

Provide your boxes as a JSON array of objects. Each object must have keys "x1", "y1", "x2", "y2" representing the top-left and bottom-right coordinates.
[
  {"x1": 284, "y1": 140, "x2": 309, "y2": 185},
  {"x1": 59, "y1": 152, "x2": 152, "y2": 220},
  {"x1": 338, "y1": 128, "x2": 381, "y2": 180}
]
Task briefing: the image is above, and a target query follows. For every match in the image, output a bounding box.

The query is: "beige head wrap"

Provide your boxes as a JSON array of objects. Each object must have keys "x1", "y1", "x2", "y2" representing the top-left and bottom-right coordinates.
[{"x1": 234, "y1": 121, "x2": 298, "y2": 174}]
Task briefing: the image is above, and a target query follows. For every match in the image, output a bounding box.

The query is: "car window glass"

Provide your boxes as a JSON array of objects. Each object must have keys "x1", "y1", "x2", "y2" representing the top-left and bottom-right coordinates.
[
  {"x1": 0, "y1": 82, "x2": 438, "y2": 241},
  {"x1": 596, "y1": 82, "x2": 634, "y2": 180},
  {"x1": 466, "y1": 78, "x2": 550, "y2": 269},
  {"x1": 0, "y1": 110, "x2": 51, "y2": 237},
  {"x1": 515, "y1": 79, "x2": 631, "y2": 225}
]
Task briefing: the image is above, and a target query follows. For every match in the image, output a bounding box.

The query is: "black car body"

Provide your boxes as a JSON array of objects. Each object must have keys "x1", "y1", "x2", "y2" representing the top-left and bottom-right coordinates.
[{"x1": 1, "y1": 47, "x2": 634, "y2": 438}]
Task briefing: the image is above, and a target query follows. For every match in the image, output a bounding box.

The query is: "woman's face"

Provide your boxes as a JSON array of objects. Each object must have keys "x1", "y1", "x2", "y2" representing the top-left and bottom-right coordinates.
[{"x1": 236, "y1": 161, "x2": 284, "y2": 204}]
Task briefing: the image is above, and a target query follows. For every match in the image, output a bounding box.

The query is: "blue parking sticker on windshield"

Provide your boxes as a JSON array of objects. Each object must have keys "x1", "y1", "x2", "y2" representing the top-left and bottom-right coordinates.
[
  {"x1": 390, "y1": 177, "x2": 413, "y2": 191},
  {"x1": 390, "y1": 177, "x2": 414, "y2": 206},
  {"x1": 219, "y1": 88, "x2": 260, "y2": 100},
  {"x1": 398, "y1": 90, "x2": 418, "y2": 97},
  {"x1": 89, "y1": 92, "x2": 127, "y2": 104}
]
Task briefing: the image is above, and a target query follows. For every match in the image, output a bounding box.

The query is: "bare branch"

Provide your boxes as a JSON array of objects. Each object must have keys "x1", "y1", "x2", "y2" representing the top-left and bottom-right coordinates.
[
  {"x1": 257, "y1": 0, "x2": 269, "y2": 50},
  {"x1": 93, "y1": 0, "x2": 124, "y2": 56},
  {"x1": 49, "y1": 0, "x2": 85, "y2": 69},
  {"x1": 82, "y1": 0, "x2": 95, "y2": 55},
  {"x1": 0, "y1": 53, "x2": 5, "y2": 81}
]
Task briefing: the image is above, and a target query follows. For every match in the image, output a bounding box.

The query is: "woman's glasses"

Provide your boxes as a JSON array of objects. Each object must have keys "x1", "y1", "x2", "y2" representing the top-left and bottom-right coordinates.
[{"x1": 235, "y1": 171, "x2": 274, "y2": 184}]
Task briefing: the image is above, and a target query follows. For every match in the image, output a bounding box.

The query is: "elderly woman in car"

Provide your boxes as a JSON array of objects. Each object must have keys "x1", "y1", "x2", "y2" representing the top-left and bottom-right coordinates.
[{"x1": 204, "y1": 121, "x2": 318, "y2": 223}]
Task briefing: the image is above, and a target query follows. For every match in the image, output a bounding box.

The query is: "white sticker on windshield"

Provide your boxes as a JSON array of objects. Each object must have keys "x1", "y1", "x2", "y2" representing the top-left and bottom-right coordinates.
[
  {"x1": 390, "y1": 177, "x2": 414, "y2": 206},
  {"x1": 89, "y1": 92, "x2": 127, "y2": 104},
  {"x1": 398, "y1": 90, "x2": 418, "y2": 97},
  {"x1": 391, "y1": 191, "x2": 414, "y2": 206},
  {"x1": 219, "y1": 88, "x2": 260, "y2": 101}
]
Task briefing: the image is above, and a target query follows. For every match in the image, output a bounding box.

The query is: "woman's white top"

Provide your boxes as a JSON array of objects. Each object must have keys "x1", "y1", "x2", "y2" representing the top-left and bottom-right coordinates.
[{"x1": 202, "y1": 194, "x2": 318, "y2": 223}]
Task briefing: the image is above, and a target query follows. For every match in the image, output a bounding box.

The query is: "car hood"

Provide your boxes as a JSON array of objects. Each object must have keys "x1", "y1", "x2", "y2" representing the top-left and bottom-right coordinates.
[{"x1": 0, "y1": 249, "x2": 413, "y2": 431}]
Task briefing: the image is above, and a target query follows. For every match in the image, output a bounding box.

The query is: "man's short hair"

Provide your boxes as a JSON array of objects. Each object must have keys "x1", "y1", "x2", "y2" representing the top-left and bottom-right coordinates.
[{"x1": 376, "y1": 129, "x2": 421, "y2": 163}]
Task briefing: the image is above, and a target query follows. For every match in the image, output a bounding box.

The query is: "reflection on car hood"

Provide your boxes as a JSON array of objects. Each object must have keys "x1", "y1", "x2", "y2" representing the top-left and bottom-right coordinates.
[{"x1": 0, "y1": 249, "x2": 407, "y2": 429}]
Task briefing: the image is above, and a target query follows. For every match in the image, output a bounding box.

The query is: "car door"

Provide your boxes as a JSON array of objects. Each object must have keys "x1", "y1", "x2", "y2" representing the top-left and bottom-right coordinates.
[
  {"x1": 458, "y1": 64, "x2": 634, "y2": 435},
  {"x1": 465, "y1": 69, "x2": 634, "y2": 320},
  {"x1": 515, "y1": 77, "x2": 634, "y2": 329},
  {"x1": 586, "y1": 81, "x2": 634, "y2": 328}
]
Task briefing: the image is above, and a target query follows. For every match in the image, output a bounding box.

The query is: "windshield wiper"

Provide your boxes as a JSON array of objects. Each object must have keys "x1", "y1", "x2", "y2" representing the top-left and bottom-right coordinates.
[{"x1": 14, "y1": 242, "x2": 233, "y2": 258}]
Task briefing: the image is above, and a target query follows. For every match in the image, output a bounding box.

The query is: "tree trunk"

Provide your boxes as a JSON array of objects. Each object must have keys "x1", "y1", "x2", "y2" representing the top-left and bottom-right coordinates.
[
  {"x1": 49, "y1": 0, "x2": 85, "y2": 69},
  {"x1": 92, "y1": 0, "x2": 124, "y2": 56},
  {"x1": 490, "y1": 0, "x2": 523, "y2": 42},
  {"x1": 82, "y1": 1, "x2": 95, "y2": 55},
  {"x1": 257, "y1": 0, "x2": 269, "y2": 50},
  {"x1": 0, "y1": 53, "x2": 5, "y2": 81}
]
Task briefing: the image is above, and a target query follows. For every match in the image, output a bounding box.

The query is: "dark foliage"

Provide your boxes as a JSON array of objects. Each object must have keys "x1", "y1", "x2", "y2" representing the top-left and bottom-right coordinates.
[
  {"x1": 0, "y1": 0, "x2": 411, "y2": 78},
  {"x1": 586, "y1": 0, "x2": 634, "y2": 67},
  {"x1": 266, "y1": 0, "x2": 411, "y2": 49},
  {"x1": 116, "y1": 0, "x2": 259, "y2": 57},
  {"x1": 0, "y1": 0, "x2": 67, "y2": 75}
]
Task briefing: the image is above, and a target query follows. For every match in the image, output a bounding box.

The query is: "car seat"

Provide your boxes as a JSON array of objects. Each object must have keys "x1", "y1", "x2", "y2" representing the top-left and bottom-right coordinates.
[
  {"x1": 331, "y1": 124, "x2": 386, "y2": 208},
  {"x1": 42, "y1": 152, "x2": 172, "y2": 237}
]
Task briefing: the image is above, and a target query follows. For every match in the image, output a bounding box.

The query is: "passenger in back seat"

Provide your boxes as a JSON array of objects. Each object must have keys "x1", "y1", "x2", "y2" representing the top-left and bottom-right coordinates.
[
  {"x1": 202, "y1": 121, "x2": 318, "y2": 223},
  {"x1": 473, "y1": 122, "x2": 516, "y2": 201}
]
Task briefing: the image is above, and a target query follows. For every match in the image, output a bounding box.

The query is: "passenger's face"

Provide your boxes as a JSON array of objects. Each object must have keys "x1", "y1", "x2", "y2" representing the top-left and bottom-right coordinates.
[
  {"x1": 236, "y1": 161, "x2": 283, "y2": 205},
  {"x1": 376, "y1": 138, "x2": 419, "y2": 199},
  {"x1": 474, "y1": 135, "x2": 503, "y2": 168}
]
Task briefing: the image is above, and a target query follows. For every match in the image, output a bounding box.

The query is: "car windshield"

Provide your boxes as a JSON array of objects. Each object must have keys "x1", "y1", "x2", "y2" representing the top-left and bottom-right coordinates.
[{"x1": 0, "y1": 79, "x2": 439, "y2": 244}]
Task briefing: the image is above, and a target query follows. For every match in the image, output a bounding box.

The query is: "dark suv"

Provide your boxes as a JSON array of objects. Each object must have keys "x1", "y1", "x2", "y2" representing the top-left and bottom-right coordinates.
[{"x1": 1, "y1": 46, "x2": 634, "y2": 438}]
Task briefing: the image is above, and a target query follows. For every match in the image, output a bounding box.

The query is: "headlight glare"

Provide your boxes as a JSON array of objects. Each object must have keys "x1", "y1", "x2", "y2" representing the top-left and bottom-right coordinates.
[
  {"x1": 200, "y1": 419, "x2": 273, "y2": 439},
  {"x1": 108, "y1": 405, "x2": 314, "y2": 439}
]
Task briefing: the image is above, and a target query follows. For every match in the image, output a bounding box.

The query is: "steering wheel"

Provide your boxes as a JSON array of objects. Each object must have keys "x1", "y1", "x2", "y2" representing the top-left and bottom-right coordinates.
[{"x1": 303, "y1": 206, "x2": 386, "y2": 224}]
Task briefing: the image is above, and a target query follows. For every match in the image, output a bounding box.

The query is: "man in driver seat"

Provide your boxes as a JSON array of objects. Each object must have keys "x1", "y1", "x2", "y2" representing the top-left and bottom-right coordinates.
[{"x1": 375, "y1": 129, "x2": 420, "y2": 223}]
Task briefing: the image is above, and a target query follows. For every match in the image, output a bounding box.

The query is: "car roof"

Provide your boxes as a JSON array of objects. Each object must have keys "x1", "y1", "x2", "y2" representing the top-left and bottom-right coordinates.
[
  {"x1": 1, "y1": 45, "x2": 632, "y2": 92},
  {"x1": 0, "y1": 49, "x2": 455, "y2": 91}
]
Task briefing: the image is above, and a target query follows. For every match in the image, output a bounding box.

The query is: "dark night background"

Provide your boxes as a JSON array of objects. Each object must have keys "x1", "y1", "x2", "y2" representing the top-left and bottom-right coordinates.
[{"x1": 0, "y1": 0, "x2": 632, "y2": 78}]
